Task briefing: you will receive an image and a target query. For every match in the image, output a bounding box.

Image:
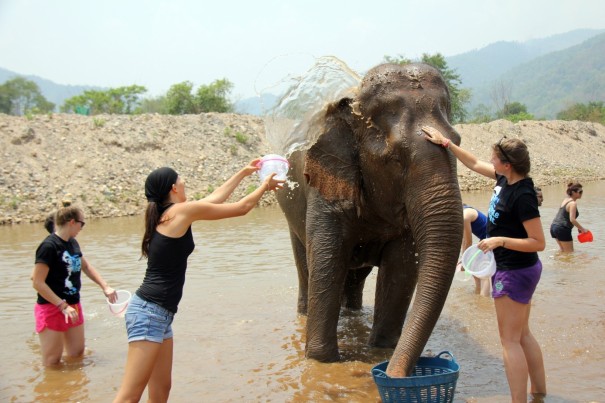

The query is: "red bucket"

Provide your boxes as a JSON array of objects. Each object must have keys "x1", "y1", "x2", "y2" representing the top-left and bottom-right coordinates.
[{"x1": 578, "y1": 231, "x2": 593, "y2": 243}]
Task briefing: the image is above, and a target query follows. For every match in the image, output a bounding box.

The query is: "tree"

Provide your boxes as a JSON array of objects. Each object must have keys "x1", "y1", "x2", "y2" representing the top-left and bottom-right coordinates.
[
  {"x1": 0, "y1": 77, "x2": 54, "y2": 115},
  {"x1": 136, "y1": 95, "x2": 168, "y2": 114},
  {"x1": 196, "y1": 79, "x2": 233, "y2": 113},
  {"x1": 382, "y1": 53, "x2": 470, "y2": 123},
  {"x1": 61, "y1": 85, "x2": 147, "y2": 115},
  {"x1": 469, "y1": 104, "x2": 494, "y2": 123},
  {"x1": 497, "y1": 101, "x2": 534, "y2": 123},
  {"x1": 489, "y1": 79, "x2": 513, "y2": 115},
  {"x1": 165, "y1": 81, "x2": 196, "y2": 115},
  {"x1": 108, "y1": 85, "x2": 147, "y2": 114},
  {"x1": 165, "y1": 79, "x2": 234, "y2": 115},
  {"x1": 557, "y1": 101, "x2": 605, "y2": 124}
]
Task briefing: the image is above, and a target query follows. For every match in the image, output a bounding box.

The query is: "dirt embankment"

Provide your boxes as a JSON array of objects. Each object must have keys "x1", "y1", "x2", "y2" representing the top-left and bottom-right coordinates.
[{"x1": 1, "y1": 113, "x2": 604, "y2": 225}]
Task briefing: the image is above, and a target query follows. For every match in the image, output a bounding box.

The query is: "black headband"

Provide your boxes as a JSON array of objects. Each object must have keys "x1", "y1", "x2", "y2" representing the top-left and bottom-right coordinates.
[{"x1": 145, "y1": 167, "x2": 178, "y2": 203}]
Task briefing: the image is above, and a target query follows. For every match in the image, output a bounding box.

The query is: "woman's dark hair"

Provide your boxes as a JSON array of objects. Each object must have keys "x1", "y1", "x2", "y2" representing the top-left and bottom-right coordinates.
[
  {"x1": 492, "y1": 138, "x2": 531, "y2": 177},
  {"x1": 44, "y1": 214, "x2": 55, "y2": 234},
  {"x1": 142, "y1": 203, "x2": 160, "y2": 258},
  {"x1": 43, "y1": 199, "x2": 74, "y2": 233},
  {"x1": 566, "y1": 182, "x2": 582, "y2": 196},
  {"x1": 141, "y1": 167, "x2": 179, "y2": 258},
  {"x1": 141, "y1": 200, "x2": 174, "y2": 258}
]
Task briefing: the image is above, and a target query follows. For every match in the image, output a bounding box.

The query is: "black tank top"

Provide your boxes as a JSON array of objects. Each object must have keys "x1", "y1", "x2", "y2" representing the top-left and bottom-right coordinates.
[
  {"x1": 136, "y1": 226, "x2": 195, "y2": 313},
  {"x1": 551, "y1": 200, "x2": 578, "y2": 229}
]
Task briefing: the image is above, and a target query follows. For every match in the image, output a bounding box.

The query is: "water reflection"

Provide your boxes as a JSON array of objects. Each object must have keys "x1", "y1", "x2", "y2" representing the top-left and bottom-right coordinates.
[
  {"x1": 30, "y1": 360, "x2": 92, "y2": 402},
  {"x1": 0, "y1": 182, "x2": 604, "y2": 402}
]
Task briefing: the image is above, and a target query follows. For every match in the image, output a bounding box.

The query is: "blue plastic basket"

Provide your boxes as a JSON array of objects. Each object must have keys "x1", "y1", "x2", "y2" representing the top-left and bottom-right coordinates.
[{"x1": 371, "y1": 351, "x2": 460, "y2": 403}]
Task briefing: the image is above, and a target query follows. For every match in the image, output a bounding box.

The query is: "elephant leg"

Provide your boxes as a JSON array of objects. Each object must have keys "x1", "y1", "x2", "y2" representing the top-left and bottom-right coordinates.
[
  {"x1": 305, "y1": 212, "x2": 348, "y2": 362},
  {"x1": 369, "y1": 237, "x2": 418, "y2": 348},
  {"x1": 341, "y1": 266, "x2": 373, "y2": 310},
  {"x1": 288, "y1": 229, "x2": 309, "y2": 315}
]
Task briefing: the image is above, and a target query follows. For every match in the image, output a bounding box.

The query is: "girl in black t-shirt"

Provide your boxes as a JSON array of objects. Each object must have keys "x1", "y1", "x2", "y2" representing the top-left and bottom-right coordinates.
[
  {"x1": 423, "y1": 126, "x2": 546, "y2": 403},
  {"x1": 32, "y1": 205, "x2": 117, "y2": 366}
]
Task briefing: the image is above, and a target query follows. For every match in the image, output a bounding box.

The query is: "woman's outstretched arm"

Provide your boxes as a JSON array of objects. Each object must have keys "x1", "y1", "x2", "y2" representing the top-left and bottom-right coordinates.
[{"x1": 422, "y1": 126, "x2": 496, "y2": 180}]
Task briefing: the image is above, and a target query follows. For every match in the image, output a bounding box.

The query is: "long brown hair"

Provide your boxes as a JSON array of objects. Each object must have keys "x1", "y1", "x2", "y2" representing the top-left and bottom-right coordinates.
[
  {"x1": 141, "y1": 200, "x2": 172, "y2": 258},
  {"x1": 142, "y1": 204, "x2": 158, "y2": 258}
]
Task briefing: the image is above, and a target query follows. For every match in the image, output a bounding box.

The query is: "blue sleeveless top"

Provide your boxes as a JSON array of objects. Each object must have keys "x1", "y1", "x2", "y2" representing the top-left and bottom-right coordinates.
[{"x1": 463, "y1": 205, "x2": 488, "y2": 240}]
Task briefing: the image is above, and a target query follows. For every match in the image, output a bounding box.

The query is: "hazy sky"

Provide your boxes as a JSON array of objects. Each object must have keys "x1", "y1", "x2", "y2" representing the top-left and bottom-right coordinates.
[{"x1": 1, "y1": 0, "x2": 603, "y2": 99}]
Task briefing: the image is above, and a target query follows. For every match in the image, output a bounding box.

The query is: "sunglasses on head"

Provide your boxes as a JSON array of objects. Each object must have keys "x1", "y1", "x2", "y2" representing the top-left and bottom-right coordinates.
[{"x1": 497, "y1": 137, "x2": 512, "y2": 163}]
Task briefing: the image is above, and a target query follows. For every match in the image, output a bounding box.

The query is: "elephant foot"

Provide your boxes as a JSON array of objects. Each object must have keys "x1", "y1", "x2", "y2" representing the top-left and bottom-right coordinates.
[
  {"x1": 368, "y1": 333, "x2": 399, "y2": 349},
  {"x1": 297, "y1": 304, "x2": 308, "y2": 315},
  {"x1": 341, "y1": 298, "x2": 363, "y2": 311},
  {"x1": 305, "y1": 346, "x2": 340, "y2": 363}
]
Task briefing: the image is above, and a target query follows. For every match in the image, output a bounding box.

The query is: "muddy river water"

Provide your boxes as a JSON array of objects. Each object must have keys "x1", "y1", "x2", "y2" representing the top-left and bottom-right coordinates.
[{"x1": 1, "y1": 182, "x2": 603, "y2": 402}]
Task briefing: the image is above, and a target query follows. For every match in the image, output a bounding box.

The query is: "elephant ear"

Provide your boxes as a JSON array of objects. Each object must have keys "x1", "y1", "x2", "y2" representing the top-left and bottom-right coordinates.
[{"x1": 304, "y1": 98, "x2": 361, "y2": 203}]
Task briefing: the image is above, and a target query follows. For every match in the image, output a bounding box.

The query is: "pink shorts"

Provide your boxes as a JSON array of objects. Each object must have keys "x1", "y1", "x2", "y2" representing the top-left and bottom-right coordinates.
[{"x1": 35, "y1": 302, "x2": 84, "y2": 333}]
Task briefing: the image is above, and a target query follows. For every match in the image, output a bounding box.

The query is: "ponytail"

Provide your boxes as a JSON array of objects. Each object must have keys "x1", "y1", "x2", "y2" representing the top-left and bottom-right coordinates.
[{"x1": 141, "y1": 202, "x2": 161, "y2": 258}]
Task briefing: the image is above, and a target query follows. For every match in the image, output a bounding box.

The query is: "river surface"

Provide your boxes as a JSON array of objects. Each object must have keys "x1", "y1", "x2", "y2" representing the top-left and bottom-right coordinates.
[{"x1": 1, "y1": 182, "x2": 604, "y2": 402}]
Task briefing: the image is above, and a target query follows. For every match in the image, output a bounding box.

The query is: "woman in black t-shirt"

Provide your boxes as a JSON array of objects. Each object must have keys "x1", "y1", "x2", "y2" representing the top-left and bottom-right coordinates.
[
  {"x1": 32, "y1": 205, "x2": 117, "y2": 366},
  {"x1": 423, "y1": 126, "x2": 546, "y2": 403}
]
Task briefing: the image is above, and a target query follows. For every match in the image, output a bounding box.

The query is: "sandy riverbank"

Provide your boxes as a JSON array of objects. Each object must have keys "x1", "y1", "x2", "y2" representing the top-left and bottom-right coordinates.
[{"x1": 1, "y1": 113, "x2": 604, "y2": 224}]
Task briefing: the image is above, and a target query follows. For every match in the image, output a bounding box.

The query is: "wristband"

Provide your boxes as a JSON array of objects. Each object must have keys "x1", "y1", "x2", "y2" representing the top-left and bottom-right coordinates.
[
  {"x1": 442, "y1": 138, "x2": 450, "y2": 148},
  {"x1": 57, "y1": 300, "x2": 68, "y2": 311}
]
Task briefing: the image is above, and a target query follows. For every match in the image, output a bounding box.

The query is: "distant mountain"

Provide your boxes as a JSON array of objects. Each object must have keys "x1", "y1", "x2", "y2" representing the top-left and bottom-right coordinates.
[
  {"x1": 234, "y1": 93, "x2": 279, "y2": 116},
  {"x1": 236, "y1": 29, "x2": 605, "y2": 117},
  {"x1": 473, "y1": 32, "x2": 605, "y2": 118},
  {"x1": 0, "y1": 67, "x2": 105, "y2": 110},
  {"x1": 448, "y1": 28, "x2": 605, "y2": 89}
]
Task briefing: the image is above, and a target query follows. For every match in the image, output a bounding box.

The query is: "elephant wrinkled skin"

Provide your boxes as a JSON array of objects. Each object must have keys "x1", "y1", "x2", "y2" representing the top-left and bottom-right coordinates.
[{"x1": 276, "y1": 63, "x2": 463, "y2": 377}]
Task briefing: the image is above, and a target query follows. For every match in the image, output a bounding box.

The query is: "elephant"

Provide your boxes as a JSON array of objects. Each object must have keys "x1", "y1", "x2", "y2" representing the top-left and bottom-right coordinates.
[{"x1": 275, "y1": 62, "x2": 463, "y2": 377}]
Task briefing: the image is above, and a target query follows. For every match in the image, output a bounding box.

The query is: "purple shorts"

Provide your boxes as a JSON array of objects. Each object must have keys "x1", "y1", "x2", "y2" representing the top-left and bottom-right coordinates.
[{"x1": 491, "y1": 259, "x2": 542, "y2": 304}]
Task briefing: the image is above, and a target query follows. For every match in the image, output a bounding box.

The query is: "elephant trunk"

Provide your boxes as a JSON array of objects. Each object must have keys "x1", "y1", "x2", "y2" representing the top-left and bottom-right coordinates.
[{"x1": 386, "y1": 179, "x2": 463, "y2": 377}]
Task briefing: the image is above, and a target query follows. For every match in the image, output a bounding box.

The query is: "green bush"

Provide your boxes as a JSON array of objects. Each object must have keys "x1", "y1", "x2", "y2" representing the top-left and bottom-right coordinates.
[
  {"x1": 557, "y1": 101, "x2": 605, "y2": 124},
  {"x1": 235, "y1": 132, "x2": 248, "y2": 144}
]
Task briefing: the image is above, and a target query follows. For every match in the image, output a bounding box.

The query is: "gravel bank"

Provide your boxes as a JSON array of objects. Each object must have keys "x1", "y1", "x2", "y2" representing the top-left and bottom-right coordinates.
[{"x1": 1, "y1": 113, "x2": 604, "y2": 225}]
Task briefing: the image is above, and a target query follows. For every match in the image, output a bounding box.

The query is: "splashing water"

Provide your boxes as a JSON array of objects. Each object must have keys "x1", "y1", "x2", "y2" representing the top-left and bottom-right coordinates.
[{"x1": 261, "y1": 56, "x2": 362, "y2": 157}]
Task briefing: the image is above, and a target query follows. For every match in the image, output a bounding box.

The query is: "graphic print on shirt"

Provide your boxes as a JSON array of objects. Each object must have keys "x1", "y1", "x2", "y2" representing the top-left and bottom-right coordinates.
[
  {"x1": 62, "y1": 250, "x2": 81, "y2": 295},
  {"x1": 488, "y1": 185, "x2": 502, "y2": 225}
]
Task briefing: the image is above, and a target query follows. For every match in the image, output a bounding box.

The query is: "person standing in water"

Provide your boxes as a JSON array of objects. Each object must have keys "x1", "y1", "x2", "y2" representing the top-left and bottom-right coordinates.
[
  {"x1": 534, "y1": 186, "x2": 543, "y2": 207},
  {"x1": 423, "y1": 127, "x2": 546, "y2": 403},
  {"x1": 549, "y1": 182, "x2": 588, "y2": 252},
  {"x1": 113, "y1": 159, "x2": 284, "y2": 403},
  {"x1": 461, "y1": 204, "x2": 491, "y2": 296},
  {"x1": 32, "y1": 204, "x2": 118, "y2": 366}
]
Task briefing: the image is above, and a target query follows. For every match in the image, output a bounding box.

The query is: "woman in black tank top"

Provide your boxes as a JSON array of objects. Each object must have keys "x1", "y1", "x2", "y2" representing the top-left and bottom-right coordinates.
[
  {"x1": 549, "y1": 182, "x2": 588, "y2": 252},
  {"x1": 114, "y1": 160, "x2": 284, "y2": 403}
]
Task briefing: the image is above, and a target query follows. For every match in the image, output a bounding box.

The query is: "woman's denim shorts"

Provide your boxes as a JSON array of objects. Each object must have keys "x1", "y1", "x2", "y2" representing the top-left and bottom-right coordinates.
[{"x1": 125, "y1": 293, "x2": 175, "y2": 343}]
